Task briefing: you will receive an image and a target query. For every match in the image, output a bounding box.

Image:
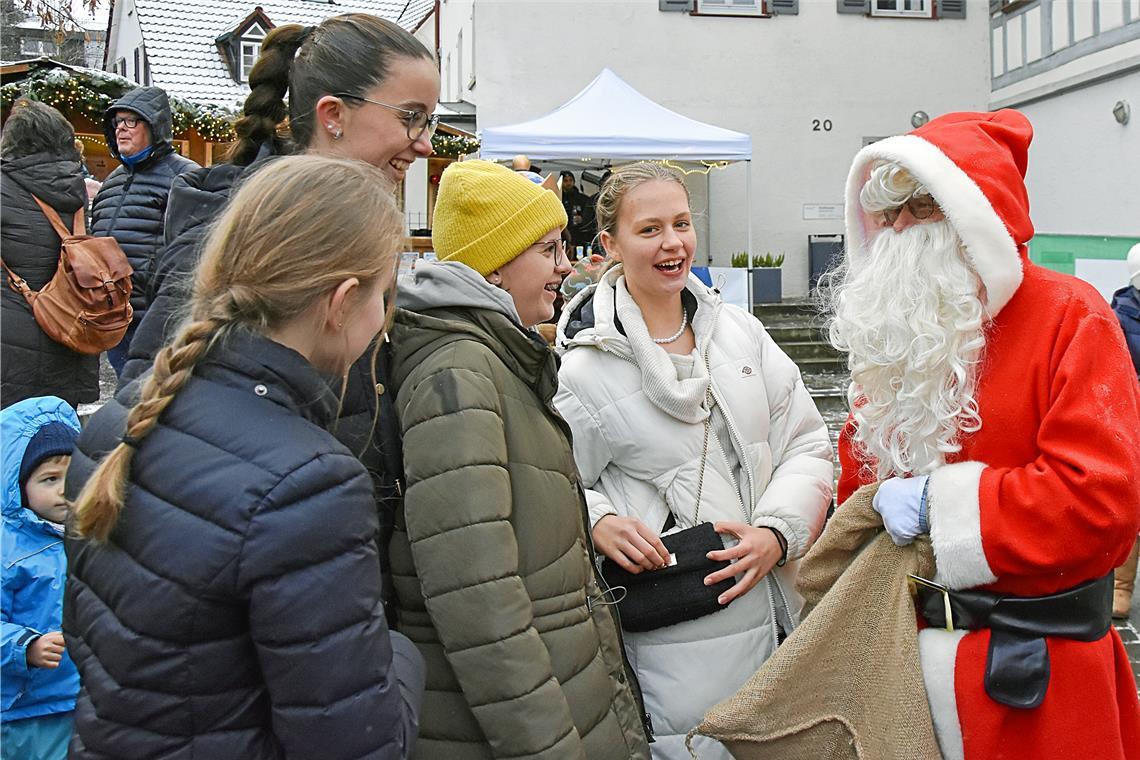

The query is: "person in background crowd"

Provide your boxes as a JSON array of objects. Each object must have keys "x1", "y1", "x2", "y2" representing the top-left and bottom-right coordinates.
[
  {"x1": 64, "y1": 156, "x2": 424, "y2": 760},
  {"x1": 73, "y1": 139, "x2": 91, "y2": 179},
  {"x1": 120, "y1": 15, "x2": 438, "y2": 387},
  {"x1": 1110, "y1": 241, "x2": 1140, "y2": 619},
  {"x1": 1, "y1": 99, "x2": 98, "y2": 410},
  {"x1": 560, "y1": 169, "x2": 595, "y2": 247},
  {"x1": 825, "y1": 110, "x2": 1140, "y2": 760},
  {"x1": 511, "y1": 154, "x2": 532, "y2": 171},
  {"x1": 90, "y1": 86, "x2": 199, "y2": 376},
  {"x1": 555, "y1": 162, "x2": 833, "y2": 759},
  {"x1": 387, "y1": 159, "x2": 651, "y2": 759},
  {"x1": 1, "y1": 397, "x2": 81, "y2": 760}
]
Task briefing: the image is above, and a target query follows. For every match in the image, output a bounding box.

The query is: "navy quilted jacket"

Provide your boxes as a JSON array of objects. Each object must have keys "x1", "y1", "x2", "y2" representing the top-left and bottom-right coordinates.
[
  {"x1": 89, "y1": 87, "x2": 198, "y2": 317},
  {"x1": 64, "y1": 330, "x2": 423, "y2": 759}
]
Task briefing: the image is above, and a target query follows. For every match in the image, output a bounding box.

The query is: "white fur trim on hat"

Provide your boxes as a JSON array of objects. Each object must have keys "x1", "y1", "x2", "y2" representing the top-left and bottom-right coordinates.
[
  {"x1": 845, "y1": 135, "x2": 1024, "y2": 317},
  {"x1": 928, "y1": 460, "x2": 998, "y2": 590},
  {"x1": 919, "y1": 628, "x2": 967, "y2": 760}
]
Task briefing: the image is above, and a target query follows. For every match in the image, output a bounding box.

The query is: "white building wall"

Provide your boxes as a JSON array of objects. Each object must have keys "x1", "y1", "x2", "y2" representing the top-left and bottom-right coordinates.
[
  {"x1": 105, "y1": 0, "x2": 144, "y2": 77},
  {"x1": 1019, "y1": 71, "x2": 1139, "y2": 237},
  {"x1": 989, "y1": 3, "x2": 1140, "y2": 237},
  {"x1": 455, "y1": 0, "x2": 989, "y2": 296}
]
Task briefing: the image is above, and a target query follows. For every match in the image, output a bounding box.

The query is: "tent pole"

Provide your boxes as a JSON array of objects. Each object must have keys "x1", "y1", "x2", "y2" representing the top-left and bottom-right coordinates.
[{"x1": 746, "y1": 160, "x2": 753, "y2": 259}]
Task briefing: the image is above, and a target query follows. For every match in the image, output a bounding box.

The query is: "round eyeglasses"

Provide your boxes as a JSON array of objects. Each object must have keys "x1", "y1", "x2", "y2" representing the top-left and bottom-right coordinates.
[
  {"x1": 532, "y1": 238, "x2": 568, "y2": 267},
  {"x1": 880, "y1": 194, "x2": 940, "y2": 226},
  {"x1": 333, "y1": 93, "x2": 440, "y2": 143}
]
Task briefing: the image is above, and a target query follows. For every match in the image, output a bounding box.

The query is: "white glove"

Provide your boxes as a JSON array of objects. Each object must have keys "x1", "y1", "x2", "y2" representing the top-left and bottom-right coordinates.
[{"x1": 872, "y1": 475, "x2": 930, "y2": 546}]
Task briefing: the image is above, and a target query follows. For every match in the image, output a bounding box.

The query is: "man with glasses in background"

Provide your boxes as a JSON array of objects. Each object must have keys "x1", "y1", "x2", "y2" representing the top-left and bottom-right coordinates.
[
  {"x1": 90, "y1": 87, "x2": 198, "y2": 376},
  {"x1": 824, "y1": 110, "x2": 1140, "y2": 760}
]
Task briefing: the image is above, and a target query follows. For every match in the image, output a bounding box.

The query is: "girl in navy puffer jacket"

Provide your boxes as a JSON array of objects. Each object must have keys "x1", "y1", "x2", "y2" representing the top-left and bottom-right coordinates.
[{"x1": 64, "y1": 156, "x2": 422, "y2": 760}]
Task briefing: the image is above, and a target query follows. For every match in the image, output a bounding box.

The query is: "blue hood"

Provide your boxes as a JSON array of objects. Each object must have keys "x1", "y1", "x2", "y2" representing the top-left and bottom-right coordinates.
[
  {"x1": 2, "y1": 397, "x2": 79, "y2": 530},
  {"x1": 1, "y1": 396, "x2": 81, "y2": 721}
]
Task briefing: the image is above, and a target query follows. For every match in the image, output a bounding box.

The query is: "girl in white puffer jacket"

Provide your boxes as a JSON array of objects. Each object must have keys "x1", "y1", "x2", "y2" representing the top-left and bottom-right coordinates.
[{"x1": 554, "y1": 162, "x2": 834, "y2": 759}]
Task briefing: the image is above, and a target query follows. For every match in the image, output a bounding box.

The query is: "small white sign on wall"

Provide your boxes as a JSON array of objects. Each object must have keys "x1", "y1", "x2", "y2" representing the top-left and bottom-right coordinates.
[
  {"x1": 1074, "y1": 258, "x2": 1130, "y2": 303},
  {"x1": 803, "y1": 204, "x2": 845, "y2": 221}
]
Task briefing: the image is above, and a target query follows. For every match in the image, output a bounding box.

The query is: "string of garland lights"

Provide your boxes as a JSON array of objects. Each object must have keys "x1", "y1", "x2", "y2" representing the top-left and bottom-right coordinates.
[
  {"x1": 431, "y1": 133, "x2": 480, "y2": 159},
  {"x1": 3, "y1": 65, "x2": 480, "y2": 157}
]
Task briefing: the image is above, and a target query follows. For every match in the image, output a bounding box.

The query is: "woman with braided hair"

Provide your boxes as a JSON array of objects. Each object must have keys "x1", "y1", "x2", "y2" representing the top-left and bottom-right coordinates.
[
  {"x1": 62, "y1": 156, "x2": 424, "y2": 759},
  {"x1": 120, "y1": 13, "x2": 439, "y2": 383}
]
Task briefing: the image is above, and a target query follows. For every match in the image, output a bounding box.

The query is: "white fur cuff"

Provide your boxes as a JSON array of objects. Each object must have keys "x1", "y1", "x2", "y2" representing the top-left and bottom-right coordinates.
[{"x1": 928, "y1": 461, "x2": 998, "y2": 590}]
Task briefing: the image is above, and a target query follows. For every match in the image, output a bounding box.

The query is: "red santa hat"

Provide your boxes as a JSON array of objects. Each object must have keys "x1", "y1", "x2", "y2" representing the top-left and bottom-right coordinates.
[{"x1": 844, "y1": 110, "x2": 1035, "y2": 317}]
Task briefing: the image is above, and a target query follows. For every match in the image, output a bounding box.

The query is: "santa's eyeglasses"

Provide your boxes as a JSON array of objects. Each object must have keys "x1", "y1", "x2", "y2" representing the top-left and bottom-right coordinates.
[{"x1": 880, "y1": 194, "x2": 940, "y2": 225}]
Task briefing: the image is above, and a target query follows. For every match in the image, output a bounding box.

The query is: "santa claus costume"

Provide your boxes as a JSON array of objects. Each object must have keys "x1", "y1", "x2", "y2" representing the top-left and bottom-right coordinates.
[{"x1": 836, "y1": 110, "x2": 1140, "y2": 760}]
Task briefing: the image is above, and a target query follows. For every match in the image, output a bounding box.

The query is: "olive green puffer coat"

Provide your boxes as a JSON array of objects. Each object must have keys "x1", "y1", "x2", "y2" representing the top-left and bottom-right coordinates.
[{"x1": 388, "y1": 262, "x2": 650, "y2": 760}]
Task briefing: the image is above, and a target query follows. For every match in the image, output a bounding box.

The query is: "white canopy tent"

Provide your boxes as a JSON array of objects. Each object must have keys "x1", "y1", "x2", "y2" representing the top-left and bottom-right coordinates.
[{"x1": 479, "y1": 68, "x2": 754, "y2": 254}]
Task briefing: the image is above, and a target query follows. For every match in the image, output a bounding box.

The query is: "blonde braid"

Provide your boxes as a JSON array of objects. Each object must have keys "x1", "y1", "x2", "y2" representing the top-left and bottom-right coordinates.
[{"x1": 72, "y1": 306, "x2": 230, "y2": 541}]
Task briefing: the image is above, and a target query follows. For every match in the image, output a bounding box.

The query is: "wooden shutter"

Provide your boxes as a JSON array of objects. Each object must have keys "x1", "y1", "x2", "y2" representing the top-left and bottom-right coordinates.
[
  {"x1": 938, "y1": 0, "x2": 966, "y2": 18},
  {"x1": 837, "y1": 0, "x2": 870, "y2": 14}
]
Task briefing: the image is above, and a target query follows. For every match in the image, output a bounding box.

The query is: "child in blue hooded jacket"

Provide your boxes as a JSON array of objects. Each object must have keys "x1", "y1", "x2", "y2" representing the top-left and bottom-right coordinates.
[{"x1": 2, "y1": 396, "x2": 81, "y2": 759}]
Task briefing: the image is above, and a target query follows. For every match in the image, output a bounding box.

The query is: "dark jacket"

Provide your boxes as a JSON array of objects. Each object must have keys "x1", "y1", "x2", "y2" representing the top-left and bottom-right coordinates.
[
  {"x1": 90, "y1": 87, "x2": 199, "y2": 318},
  {"x1": 118, "y1": 160, "x2": 244, "y2": 386},
  {"x1": 116, "y1": 158, "x2": 403, "y2": 613},
  {"x1": 1112, "y1": 285, "x2": 1140, "y2": 378},
  {"x1": 388, "y1": 262, "x2": 651, "y2": 760},
  {"x1": 1, "y1": 152, "x2": 99, "y2": 408},
  {"x1": 63, "y1": 330, "x2": 423, "y2": 759}
]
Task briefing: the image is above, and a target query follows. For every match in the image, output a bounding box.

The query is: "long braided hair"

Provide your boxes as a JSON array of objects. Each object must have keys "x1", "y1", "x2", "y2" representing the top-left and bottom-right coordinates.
[
  {"x1": 227, "y1": 14, "x2": 433, "y2": 165},
  {"x1": 72, "y1": 155, "x2": 403, "y2": 541}
]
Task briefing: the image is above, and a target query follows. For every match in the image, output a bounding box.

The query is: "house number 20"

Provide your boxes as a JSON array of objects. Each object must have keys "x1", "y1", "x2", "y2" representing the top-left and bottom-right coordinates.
[{"x1": 812, "y1": 119, "x2": 833, "y2": 132}]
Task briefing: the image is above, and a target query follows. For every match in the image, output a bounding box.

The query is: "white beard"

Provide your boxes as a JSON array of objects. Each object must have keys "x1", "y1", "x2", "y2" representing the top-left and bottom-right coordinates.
[{"x1": 825, "y1": 221, "x2": 986, "y2": 480}]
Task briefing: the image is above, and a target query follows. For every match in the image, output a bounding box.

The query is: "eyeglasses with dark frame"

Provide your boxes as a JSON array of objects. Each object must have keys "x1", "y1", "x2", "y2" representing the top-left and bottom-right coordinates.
[
  {"x1": 113, "y1": 115, "x2": 141, "y2": 129},
  {"x1": 880, "y1": 194, "x2": 940, "y2": 226},
  {"x1": 531, "y1": 238, "x2": 568, "y2": 267},
  {"x1": 333, "y1": 93, "x2": 440, "y2": 142}
]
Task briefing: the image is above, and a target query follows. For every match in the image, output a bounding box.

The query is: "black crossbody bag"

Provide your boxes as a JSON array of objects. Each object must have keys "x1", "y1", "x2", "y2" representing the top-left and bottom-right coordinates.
[{"x1": 600, "y1": 382, "x2": 744, "y2": 633}]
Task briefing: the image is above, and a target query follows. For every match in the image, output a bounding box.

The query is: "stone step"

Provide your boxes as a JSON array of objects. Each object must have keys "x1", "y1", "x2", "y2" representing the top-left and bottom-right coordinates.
[
  {"x1": 764, "y1": 324, "x2": 828, "y2": 343},
  {"x1": 788, "y1": 355, "x2": 849, "y2": 373},
  {"x1": 808, "y1": 392, "x2": 848, "y2": 414},
  {"x1": 752, "y1": 299, "x2": 821, "y2": 324},
  {"x1": 776, "y1": 340, "x2": 844, "y2": 362}
]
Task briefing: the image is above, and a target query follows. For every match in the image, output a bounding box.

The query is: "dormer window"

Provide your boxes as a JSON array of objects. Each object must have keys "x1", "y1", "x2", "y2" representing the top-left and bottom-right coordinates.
[
  {"x1": 217, "y1": 7, "x2": 275, "y2": 84},
  {"x1": 240, "y1": 23, "x2": 267, "y2": 82}
]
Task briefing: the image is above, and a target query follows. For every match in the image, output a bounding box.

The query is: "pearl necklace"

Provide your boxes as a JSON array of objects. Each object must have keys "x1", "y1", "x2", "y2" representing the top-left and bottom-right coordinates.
[{"x1": 652, "y1": 308, "x2": 689, "y2": 345}]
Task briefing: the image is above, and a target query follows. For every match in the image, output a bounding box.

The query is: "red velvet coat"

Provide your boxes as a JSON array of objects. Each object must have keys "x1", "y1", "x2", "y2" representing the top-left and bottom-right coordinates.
[{"x1": 839, "y1": 261, "x2": 1140, "y2": 760}]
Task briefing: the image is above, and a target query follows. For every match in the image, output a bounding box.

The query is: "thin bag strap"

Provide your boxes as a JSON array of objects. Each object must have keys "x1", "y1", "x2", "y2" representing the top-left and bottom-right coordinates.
[
  {"x1": 1, "y1": 256, "x2": 35, "y2": 300},
  {"x1": 31, "y1": 195, "x2": 78, "y2": 239}
]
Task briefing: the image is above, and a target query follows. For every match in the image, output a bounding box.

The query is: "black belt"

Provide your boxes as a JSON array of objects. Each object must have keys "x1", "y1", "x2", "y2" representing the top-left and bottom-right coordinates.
[{"x1": 912, "y1": 573, "x2": 1113, "y2": 709}]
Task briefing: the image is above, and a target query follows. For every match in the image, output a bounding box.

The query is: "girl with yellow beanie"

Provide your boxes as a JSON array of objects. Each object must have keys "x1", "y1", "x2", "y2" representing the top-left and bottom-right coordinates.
[{"x1": 383, "y1": 160, "x2": 652, "y2": 759}]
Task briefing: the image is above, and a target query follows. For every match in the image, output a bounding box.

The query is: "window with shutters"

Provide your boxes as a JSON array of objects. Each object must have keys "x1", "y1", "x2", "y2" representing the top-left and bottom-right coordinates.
[
  {"x1": 871, "y1": 0, "x2": 932, "y2": 18},
  {"x1": 697, "y1": 0, "x2": 764, "y2": 16}
]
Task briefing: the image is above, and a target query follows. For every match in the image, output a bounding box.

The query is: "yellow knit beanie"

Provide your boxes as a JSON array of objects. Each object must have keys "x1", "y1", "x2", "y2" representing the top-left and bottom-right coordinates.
[{"x1": 433, "y1": 160, "x2": 568, "y2": 276}]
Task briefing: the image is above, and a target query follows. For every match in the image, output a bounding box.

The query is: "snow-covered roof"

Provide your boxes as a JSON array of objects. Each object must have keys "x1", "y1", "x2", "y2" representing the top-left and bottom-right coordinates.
[{"x1": 130, "y1": 0, "x2": 435, "y2": 111}]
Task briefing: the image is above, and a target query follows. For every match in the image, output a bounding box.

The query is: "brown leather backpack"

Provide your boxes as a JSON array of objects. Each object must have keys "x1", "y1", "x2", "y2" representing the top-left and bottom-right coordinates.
[{"x1": 2, "y1": 196, "x2": 133, "y2": 355}]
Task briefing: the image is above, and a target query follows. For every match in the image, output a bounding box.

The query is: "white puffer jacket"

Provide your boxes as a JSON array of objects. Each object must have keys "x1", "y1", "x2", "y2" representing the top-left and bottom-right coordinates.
[{"x1": 554, "y1": 266, "x2": 833, "y2": 759}]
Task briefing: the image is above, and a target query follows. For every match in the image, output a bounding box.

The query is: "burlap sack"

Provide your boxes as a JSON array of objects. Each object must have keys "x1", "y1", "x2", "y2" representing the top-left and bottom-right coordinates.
[{"x1": 689, "y1": 483, "x2": 942, "y2": 759}]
